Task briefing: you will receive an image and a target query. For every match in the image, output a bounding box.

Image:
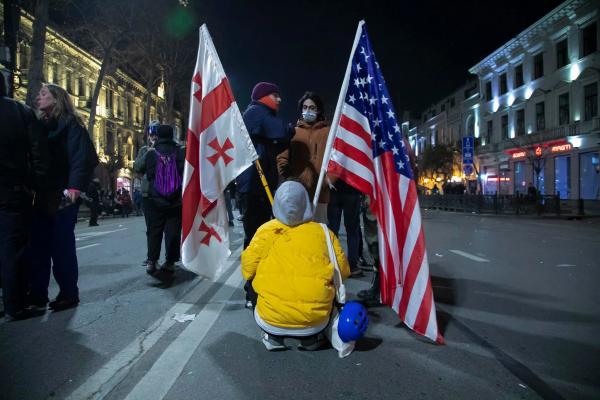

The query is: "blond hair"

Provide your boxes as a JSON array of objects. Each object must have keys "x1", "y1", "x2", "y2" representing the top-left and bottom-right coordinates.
[{"x1": 41, "y1": 83, "x2": 84, "y2": 125}]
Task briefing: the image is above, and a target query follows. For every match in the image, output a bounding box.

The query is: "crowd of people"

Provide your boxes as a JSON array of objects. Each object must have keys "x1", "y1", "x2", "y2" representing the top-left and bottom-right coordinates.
[{"x1": 1, "y1": 77, "x2": 376, "y2": 353}]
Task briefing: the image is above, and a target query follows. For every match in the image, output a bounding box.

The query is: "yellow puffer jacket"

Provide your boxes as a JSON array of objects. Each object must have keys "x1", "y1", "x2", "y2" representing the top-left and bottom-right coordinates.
[{"x1": 241, "y1": 219, "x2": 350, "y2": 329}]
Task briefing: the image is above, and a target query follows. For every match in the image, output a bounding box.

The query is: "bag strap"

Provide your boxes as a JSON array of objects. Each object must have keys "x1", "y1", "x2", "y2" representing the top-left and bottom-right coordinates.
[{"x1": 320, "y1": 223, "x2": 346, "y2": 304}]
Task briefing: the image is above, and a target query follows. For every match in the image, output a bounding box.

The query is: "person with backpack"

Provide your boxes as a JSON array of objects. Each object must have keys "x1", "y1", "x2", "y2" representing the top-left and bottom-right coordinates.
[
  {"x1": 135, "y1": 124, "x2": 185, "y2": 275},
  {"x1": 28, "y1": 83, "x2": 99, "y2": 312}
]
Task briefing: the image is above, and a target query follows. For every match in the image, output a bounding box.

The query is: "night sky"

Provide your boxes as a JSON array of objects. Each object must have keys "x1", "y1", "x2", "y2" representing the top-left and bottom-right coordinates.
[{"x1": 53, "y1": 0, "x2": 566, "y2": 123}]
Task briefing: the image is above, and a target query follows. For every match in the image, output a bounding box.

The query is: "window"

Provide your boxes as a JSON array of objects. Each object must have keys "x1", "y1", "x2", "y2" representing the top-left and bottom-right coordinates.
[
  {"x1": 584, "y1": 82, "x2": 598, "y2": 121},
  {"x1": 78, "y1": 78, "x2": 85, "y2": 97},
  {"x1": 19, "y1": 45, "x2": 29, "y2": 69},
  {"x1": 500, "y1": 73, "x2": 507, "y2": 94},
  {"x1": 554, "y1": 155, "x2": 571, "y2": 199},
  {"x1": 514, "y1": 64, "x2": 524, "y2": 88},
  {"x1": 516, "y1": 109, "x2": 525, "y2": 137},
  {"x1": 534, "y1": 53, "x2": 544, "y2": 79},
  {"x1": 450, "y1": 97, "x2": 455, "y2": 107},
  {"x1": 501, "y1": 115, "x2": 509, "y2": 139},
  {"x1": 558, "y1": 93, "x2": 569, "y2": 125},
  {"x1": 536, "y1": 102, "x2": 545, "y2": 131},
  {"x1": 514, "y1": 161, "x2": 527, "y2": 194},
  {"x1": 580, "y1": 152, "x2": 599, "y2": 199},
  {"x1": 52, "y1": 64, "x2": 59, "y2": 84},
  {"x1": 65, "y1": 70, "x2": 73, "y2": 94},
  {"x1": 485, "y1": 81, "x2": 492, "y2": 100},
  {"x1": 582, "y1": 22, "x2": 597, "y2": 57},
  {"x1": 556, "y1": 39, "x2": 568, "y2": 69},
  {"x1": 486, "y1": 120, "x2": 493, "y2": 145}
]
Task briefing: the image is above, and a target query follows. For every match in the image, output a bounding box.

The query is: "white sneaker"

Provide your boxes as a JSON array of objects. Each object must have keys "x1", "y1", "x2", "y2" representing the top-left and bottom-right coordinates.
[{"x1": 261, "y1": 332, "x2": 286, "y2": 351}]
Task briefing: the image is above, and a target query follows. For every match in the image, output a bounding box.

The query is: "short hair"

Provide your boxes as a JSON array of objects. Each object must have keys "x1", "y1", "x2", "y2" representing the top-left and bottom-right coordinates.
[{"x1": 297, "y1": 91, "x2": 325, "y2": 121}]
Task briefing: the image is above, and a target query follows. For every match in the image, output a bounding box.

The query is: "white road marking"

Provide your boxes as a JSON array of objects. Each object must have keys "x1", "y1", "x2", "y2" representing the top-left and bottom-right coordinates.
[
  {"x1": 76, "y1": 243, "x2": 101, "y2": 251},
  {"x1": 449, "y1": 250, "x2": 490, "y2": 263},
  {"x1": 124, "y1": 267, "x2": 243, "y2": 400},
  {"x1": 556, "y1": 264, "x2": 576, "y2": 268},
  {"x1": 65, "y1": 245, "x2": 243, "y2": 400},
  {"x1": 76, "y1": 228, "x2": 128, "y2": 241}
]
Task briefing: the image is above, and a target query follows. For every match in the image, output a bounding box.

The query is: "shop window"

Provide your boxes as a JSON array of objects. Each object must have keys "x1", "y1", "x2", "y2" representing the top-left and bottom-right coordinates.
[
  {"x1": 555, "y1": 155, "x2": 571, "y2": 199},
  {"x1": 558, "y1": 93, "x2": 569, "y2": 125},
  {"x1": 535, "y1": 160, "x2": 545, "y2": 195},
  {"x1": 486, "y1": 120, "x2": 493, "y2": 145},
  {"x1": 579, "y1": 152, "x2": 599, "y2": 199},
  {"x1": 514, "y1": 161, "x2": 527, "y2": 194},
  {"x1": 584, "y1": 82, "x2": 598, "y2": 121}
]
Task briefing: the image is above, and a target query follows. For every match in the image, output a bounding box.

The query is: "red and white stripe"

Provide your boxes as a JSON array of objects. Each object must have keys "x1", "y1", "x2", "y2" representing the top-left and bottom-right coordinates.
[
  {"x1": 328, "y1": 103, "x2": 444, "y2": 344},
  {"x1": 181, "y1": 25, "x2": 257, "y2": 279}
]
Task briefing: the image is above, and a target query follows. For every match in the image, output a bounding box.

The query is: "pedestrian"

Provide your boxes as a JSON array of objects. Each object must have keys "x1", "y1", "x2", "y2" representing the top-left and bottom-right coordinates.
[
  {"x1": 236, "y1": 82, "x2": 292, "y2": 248},
  {"x1": 134, "y1": 124, "x2": 184, "y2": 275},
  {"x1": 0, "y1": 72, "x2": 50, "y2": 321},
  {"x1": 242, "y1": 180, "x2": 350, "y2": 351},
  {"x1": 87, "y1": 177, "x2": 101, "y2": 226},
  {"x1": 327, "y1": 180, "x2": 364, "y2": 277},
  {"x1": 134, "y1": 122, "x2": 159, "y2": 265},
  {"x1": 133, "y1": 188, "x2": 143, "y2": 216},
  {"x1": 119, "y1": 189, "x2": 132, "y2": 218},
  {"x1": 235, "y1": 82, "x2": 292, "y2": 308},
  {"x1": 277, "y1": 91, "x2": 332, "y2": 223},
  {"x1": 357, "y1": 195, "x2": 381, "y2": 306},
  {"x1": 28, "y1": 83, "x2": 99, "y2": 312}
]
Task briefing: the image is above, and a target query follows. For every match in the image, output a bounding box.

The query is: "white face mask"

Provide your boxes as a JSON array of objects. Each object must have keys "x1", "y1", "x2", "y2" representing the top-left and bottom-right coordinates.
[{"x1": 302, "y1": 111, "x2": 317, "y2": 123}]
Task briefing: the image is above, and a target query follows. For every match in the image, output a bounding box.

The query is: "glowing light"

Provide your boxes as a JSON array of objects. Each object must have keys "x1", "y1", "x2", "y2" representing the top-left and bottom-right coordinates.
[
  {"x1": 568, "y1": 136, "x2": 582, "y2": 148},
  {"x1": 551, "y1": 143, "x2": 572, "y2": 152},
  {"x1": 570, "y1": 63, "x2": 581, "y2": 81},
  {"x1": 450, "y1": 175, "x2": 462, "y2": 183},
  {"x1": 510, "y1": 127, "x2": 515, "y2": 138},
  {"x1": 474, "y1": 110, "x2": 480, "y2": 138},
  {"x1": 508, "y1": 93, "x2": 515, "y2": 106},
  {"x1": 512, "y1": 151, "x2": 527, "y2": 159},
  {"x1": 574, "y1": 112, "x2": 581, "y2": 122},
  {"x1": 527, "y1": 126, "x2": 532, "y2": 134},
  {"x1": 525, "y1": 86, "x2": 533, "y2": 99},
  {"x1": 493, "y1": 98, "x2": 500, "y2": 112}
]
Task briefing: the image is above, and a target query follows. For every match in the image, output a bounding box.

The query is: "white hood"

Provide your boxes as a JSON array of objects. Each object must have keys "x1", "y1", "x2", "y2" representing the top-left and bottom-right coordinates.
[{"x1": 272, "y1": 181, "x2": 314, "y2": 226}]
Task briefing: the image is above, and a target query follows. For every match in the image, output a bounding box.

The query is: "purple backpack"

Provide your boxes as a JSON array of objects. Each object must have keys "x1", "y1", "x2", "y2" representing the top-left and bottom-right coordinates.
[{"x1": 153, "y1": 149, "x2": 182, "y2": 197}]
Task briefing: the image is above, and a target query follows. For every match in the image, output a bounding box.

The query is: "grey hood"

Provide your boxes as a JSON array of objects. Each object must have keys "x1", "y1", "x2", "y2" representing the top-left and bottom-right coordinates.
[{"x1": 272, "y1": 181, "x2": 314, "y2": 226}]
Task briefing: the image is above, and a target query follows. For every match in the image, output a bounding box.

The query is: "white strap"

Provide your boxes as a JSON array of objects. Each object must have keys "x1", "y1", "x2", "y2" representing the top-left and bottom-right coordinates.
[{"x1": 320, "y1": 223, "x2": 346, "y2": 304}]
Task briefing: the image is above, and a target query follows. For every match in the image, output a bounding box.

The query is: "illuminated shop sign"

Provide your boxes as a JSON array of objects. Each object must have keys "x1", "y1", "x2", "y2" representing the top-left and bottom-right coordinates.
[
  {"x1": 551, "y1": 143, "x2": 572, "y2": 153},
  {"x1": 535, "y1": 146, "x2": 542, "y2": 157},
  {"x1": 512, "y1": 151, "x2": 527, "y2": 159},
  {"x1": 487, "y1": 176, "x2": 511, "y2": 182}
]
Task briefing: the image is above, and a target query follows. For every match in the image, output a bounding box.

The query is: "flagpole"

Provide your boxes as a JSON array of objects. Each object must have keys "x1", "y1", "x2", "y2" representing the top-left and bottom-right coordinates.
[
  {"x1": 254, "y1": 160, "x2": 274, "y2": 205},
  {"x1": 313, "y1": 20, "x2": 365, "y2": 209}
]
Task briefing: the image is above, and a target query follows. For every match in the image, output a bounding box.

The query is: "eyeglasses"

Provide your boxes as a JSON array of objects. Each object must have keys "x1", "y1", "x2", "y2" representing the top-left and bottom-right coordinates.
[{"x1": 302, "y1": 104, "x2": 318, "y2": 111}]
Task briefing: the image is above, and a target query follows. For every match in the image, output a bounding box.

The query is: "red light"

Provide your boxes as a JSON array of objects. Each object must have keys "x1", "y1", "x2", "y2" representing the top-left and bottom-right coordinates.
[{"x1": 535, "y1": 146, "x2": 542, "y2": 156}]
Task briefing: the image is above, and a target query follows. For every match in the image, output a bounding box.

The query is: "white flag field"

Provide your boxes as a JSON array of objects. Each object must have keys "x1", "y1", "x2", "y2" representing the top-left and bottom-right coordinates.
[{"x1": 181, "y1": 24, "x2": 258, "y2": 280}]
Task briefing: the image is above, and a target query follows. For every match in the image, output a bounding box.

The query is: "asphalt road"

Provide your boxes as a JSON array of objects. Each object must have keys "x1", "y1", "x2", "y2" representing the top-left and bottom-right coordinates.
[{"x1": 0, "y1": 210, "x2": 598, "y2": 400}]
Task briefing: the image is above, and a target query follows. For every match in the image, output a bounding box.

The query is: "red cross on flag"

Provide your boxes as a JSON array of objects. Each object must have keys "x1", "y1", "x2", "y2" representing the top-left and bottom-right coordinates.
[{"x1": 182, "y1": 24, "x2": 258, "y2": 279}]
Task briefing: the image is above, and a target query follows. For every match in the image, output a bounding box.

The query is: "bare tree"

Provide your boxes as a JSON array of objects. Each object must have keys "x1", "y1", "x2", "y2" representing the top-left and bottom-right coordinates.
[{"x1": 24, "y1": 0, "x2": 49, "y2": 106}]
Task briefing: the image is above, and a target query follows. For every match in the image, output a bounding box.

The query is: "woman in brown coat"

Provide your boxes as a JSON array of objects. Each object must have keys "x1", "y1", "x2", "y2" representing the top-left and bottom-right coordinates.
[{"x1": 277, "y1": 92, "x2": 332, "y2": 223}]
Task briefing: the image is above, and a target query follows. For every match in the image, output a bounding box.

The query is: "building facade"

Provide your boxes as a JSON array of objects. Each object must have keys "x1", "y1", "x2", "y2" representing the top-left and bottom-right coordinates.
[
  {"x1": 1, "y1": 9, "x2": 183, "y2": 192},
  {"x1": 469, "y1": 0, "x2": 599, "y2": 199},
  {"x1": 410, "y1": 79, "x2": 481, "y2": 190}
]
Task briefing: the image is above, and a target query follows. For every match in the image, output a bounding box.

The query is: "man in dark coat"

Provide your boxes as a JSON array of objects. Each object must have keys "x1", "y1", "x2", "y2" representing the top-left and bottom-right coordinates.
[
  {"x1": 0, "y1": 73, "x2": 49, "y2": 321},
  {"x1": 236, "y1": 82, "x2": 292, "y2": 249},
  {"x1": 87, "y1": 178, "x2": 101, "y2": 226},
  {"x1": 135, "y1": 124, "x2": 185, "y2": 275}
]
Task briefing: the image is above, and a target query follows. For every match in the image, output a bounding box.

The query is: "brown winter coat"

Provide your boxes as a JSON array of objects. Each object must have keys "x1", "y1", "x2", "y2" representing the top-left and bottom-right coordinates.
[{"x1": 277, "y1": 120, "x2": 332, "y2": 203}]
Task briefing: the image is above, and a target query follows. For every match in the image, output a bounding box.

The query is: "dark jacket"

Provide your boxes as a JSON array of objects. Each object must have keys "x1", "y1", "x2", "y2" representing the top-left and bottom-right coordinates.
[
  {"x1": 136, "y1": 137, "x2": 185, "y2": 208},
  {"x1": 0, "y1": 97, "x2": 49, "y2": 199},
  {"x1": 236, "y1": 101, "x2": 292, "y2": 195},
  {"x1": 45, "y1": 115, "x2": 98, "y2": 192}
]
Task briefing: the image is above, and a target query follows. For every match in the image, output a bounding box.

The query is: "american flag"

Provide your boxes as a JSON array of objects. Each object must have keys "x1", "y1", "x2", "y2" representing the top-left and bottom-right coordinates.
[
  {"x1": 181, "y1": 25, "x2": 257, "y2": 279},
  {"x1": 327, "y1": 22, "x2": 444, "y2": 344}
]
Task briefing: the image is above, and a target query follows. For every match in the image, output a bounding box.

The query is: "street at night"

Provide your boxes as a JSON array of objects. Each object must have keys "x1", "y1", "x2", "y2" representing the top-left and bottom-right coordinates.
[{"x1": 1, "y1": 212, "x2": 598, "y2": 400}]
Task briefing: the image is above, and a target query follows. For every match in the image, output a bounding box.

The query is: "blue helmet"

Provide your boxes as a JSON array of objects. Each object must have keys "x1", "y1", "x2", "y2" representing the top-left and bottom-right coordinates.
[{"x1": 338, "y1": 301, "x2": 369, "y2": 342}]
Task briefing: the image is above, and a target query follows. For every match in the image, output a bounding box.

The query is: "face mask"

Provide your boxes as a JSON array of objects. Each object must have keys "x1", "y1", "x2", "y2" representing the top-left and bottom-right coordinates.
[{"x1": 302, "y1": 111, "x2": 317, "y2": 123}]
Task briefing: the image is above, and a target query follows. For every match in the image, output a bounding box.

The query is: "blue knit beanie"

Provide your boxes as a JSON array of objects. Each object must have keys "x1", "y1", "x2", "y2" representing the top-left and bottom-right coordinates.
[{"x1": 251, "y1": 82, "x2": 280, "y2": 101}]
